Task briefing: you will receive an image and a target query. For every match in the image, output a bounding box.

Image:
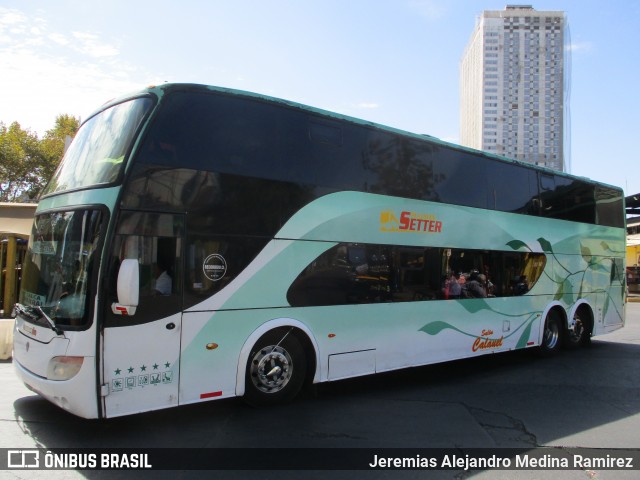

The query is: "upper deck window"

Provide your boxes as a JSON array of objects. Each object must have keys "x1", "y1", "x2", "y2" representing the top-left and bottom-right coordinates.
[{"x1": 43, "y1": 97, "x2": 153, "y2": 196}]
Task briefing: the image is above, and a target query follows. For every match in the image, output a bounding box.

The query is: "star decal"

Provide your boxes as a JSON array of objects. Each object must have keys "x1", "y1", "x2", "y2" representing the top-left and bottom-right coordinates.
[
  {"x1": 140, "y1": 365, "x2": 147, "y2": 372},
  {"x1": 164, "y1": 362, "x2": 171, "y2": 369},
  {"x1": 127, "y1": 366, "x2": 134, "y2": 374},
  {"x1": 152, "y1": 363, "x2": 159, "y2": 370},
  {"x1": 114, "y1": 368, "x2": 121, "y2": 375}
]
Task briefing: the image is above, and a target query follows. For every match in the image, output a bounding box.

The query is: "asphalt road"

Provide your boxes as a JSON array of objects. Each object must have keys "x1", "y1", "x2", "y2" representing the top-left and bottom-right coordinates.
[{"x1": 1, "y1": 303, "x2": 639, "y2": 479}]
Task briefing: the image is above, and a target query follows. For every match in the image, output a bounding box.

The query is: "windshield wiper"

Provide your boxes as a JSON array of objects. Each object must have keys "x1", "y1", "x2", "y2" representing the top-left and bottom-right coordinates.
[
  {"x1": 13, "y1": 303, "x2": 37, "y2": 320},
  {"x1": 35, "y1": 306, "x2": 64, "y2": 335},
  {"x1": 13, "y1": 303, "x2": 63, "y2": 336}
]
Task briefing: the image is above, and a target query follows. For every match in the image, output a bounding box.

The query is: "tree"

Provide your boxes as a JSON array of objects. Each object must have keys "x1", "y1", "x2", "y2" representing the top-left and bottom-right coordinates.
[
  {"x1": 0, "y1": 122, "x2": 42, "y2": 202},
  {"x1": 0, "y1": 114, "x2": 80, "y2": 202}
]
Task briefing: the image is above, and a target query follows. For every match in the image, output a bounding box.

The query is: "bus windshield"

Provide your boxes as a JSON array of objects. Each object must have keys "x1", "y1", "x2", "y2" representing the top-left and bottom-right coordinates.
[
  {"x1": 18, "y1": 209, "x2": 103, "y2": 328},
  {"x1": 43, "y1": 97, "x2": 153, "y2": 196}
]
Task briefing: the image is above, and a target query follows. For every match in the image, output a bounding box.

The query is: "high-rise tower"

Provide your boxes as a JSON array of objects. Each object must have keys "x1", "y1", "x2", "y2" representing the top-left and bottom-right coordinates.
[{"x1": 460, "y1": 5, "x2": 567, "y2": 171}]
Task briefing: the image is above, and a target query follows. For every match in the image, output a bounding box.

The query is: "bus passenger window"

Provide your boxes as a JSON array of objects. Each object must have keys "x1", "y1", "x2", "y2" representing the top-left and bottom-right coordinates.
[{"x1": 105, "y1": 211, "x2": 184, "y2": 325}]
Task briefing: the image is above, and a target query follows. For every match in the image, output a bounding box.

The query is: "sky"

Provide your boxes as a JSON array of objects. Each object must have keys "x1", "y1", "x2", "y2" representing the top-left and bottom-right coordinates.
[{"x1": 1, "y1": 0, "x2": 639, "y2": 195}]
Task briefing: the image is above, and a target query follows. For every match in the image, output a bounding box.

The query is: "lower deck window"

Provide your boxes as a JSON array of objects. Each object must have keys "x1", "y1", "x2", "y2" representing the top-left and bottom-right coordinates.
[{"x1": 287, "y1": 243, "x2": 546, "y2": 307}]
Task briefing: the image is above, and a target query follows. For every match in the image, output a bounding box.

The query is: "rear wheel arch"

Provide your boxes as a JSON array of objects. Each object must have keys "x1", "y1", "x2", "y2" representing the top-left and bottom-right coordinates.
[
  {"x1": 565, "y1": 302, "x2": 594, "y2": 347},
  {"x1": 537, "y1": 305, "x2": 566, "y2": 356}
]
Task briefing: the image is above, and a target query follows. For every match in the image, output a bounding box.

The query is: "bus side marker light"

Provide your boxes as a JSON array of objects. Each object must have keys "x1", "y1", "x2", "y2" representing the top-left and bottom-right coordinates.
[
  {"x1": 328, "y1": 334, "x2": 336, "y2": 338},
  {"x1": 206, "y1": 343, "x2": 219, "y2": 350}
]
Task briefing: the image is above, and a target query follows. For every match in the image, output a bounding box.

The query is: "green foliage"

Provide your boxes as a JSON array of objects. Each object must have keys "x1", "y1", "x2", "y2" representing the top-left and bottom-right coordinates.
[
  {"x1": 506, "y1": 239, "x2": 530, "y2": 251},
  {"x1": 537, "y1": 237, "x2": 553, "y2": 253},
  {"x1": 0, "y1": 114, "x2": 80, "y2": 202},
  {"x1": 419, "y1": 321, "x2": 467, "y2": 336}
]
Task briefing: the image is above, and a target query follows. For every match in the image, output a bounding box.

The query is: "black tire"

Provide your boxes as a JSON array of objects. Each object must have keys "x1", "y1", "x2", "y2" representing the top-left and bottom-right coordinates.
[
  {"x1": 538, "y1": 310, "x2": 562, "y2": 356},
  {"x1": 564, "y1": 309, "x2": 591, "y2": 349},
  {"x1": 244, "y1": 330, "x2": 306, "y2": 406}
]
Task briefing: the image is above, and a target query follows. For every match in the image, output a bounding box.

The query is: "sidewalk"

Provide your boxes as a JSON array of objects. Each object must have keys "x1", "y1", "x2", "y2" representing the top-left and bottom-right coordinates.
[{"x1": 628, "y1": 293, "x2": 640, "y2": 303}]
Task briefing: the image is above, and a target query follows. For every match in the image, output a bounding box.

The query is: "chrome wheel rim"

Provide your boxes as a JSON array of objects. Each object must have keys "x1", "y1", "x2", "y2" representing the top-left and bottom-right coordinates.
[
  {"x1": 250, "y1": 345, "x2": 293, "y2": 393},
  {"x1": 544, "y1": 318, "x2": 560, "y2": 350}
]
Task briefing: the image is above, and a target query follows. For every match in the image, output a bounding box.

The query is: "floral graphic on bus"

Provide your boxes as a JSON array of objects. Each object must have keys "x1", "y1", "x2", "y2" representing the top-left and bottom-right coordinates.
[
  {"x1": 419, "y1": 312, "x2": 539, "y2": 351},
  {"x1": 419, "y1": 235, "x2": 625, "y2": 347},
  {"x1": 506, "y1": 237, "x2": 625, "y2": 322}
]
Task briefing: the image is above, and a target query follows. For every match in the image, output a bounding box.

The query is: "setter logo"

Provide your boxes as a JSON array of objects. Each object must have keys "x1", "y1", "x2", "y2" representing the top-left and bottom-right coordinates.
[{"x1": 380, "y1": 209, "x2": 443, "y2": 233}]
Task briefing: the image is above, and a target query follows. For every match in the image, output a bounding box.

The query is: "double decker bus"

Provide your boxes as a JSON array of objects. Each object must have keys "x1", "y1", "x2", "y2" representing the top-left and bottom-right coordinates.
[{"x1": 13, "y1": 84, "x2": 626, "y2": 418}]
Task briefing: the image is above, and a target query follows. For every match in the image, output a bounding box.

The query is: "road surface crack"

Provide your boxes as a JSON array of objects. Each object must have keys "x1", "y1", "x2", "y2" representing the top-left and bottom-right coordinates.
[{"x1": 466, "y1": 405, "x2": 538, "y2": 447}]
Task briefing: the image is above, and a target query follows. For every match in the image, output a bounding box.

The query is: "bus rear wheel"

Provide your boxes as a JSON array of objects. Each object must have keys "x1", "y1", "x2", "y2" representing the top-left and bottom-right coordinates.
[
  {"x1": 538, "y1": 310, "x2": 562, "y2": 356},
  {"x1": 564, "y1": 309, "x2": 591, "y2": 348},
  {"x1": 244, "y1": 330, "x2": 306, "y2": 406}
]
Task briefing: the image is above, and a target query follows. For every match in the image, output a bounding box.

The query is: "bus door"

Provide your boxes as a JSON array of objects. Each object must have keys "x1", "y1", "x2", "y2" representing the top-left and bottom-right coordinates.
[{"x1": 102, "y1": 212, "x2": 184, "y2": 417}]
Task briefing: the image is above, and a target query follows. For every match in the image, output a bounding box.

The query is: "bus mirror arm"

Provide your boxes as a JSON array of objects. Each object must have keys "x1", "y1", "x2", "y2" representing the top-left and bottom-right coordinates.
[{"x1": 111, "y1": 258, "x2": 139, "y2": 316}]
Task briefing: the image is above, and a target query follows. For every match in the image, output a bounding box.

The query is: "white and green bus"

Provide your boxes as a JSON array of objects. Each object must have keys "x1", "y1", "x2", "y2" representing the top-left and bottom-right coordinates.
[{"x1": 13, "y1": 84, "x2": 626, "y2": 418}]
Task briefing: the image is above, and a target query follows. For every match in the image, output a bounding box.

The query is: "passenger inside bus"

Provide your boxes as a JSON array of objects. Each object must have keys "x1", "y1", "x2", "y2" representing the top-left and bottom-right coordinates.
[{"x1": 154, "y1": 259, "x2": 172, "y2": 296}]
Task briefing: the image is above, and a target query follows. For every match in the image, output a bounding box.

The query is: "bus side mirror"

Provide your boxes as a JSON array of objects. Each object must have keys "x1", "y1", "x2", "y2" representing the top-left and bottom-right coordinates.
[{"x1": 111, "y1": 258, "x2": 139, "y2": 316}]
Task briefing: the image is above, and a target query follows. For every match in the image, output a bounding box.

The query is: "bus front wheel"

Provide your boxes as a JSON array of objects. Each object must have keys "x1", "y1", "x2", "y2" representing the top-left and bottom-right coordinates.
[
  {"x1": 244, "y1": 330, "x2": 306, "y2": 406},
  {"x1": 538, "y1": 310, "x2": 562, "y2": 356}
]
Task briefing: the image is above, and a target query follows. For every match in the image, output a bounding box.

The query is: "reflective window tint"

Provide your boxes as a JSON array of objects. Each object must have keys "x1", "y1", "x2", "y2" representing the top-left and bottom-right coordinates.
[
  {"x1": 487, "y1": 162, "x2": 538, "y2": 214},
  {"x1": 287, "y1": 243, "x2": 546, "y2": 307},
  {"x1": 130, "y1": 88, "x2": 624, "y2": 229},
  {"x1": 20, "y1": 209, "x2": 104, "y2": 328},
  {"x1": 595, "y1": 186, "x2": 625, "y2": 228},
  {"x1": 45, "y1": 97, "x2": 153, "y2": 195},
  {"x1": 539, "y1": 175, "x2": 595, "y2": 223},
  {"x1": 105, "y1": 211, "x2": 184, "y2": 326},
  {"x1": 429, "y1": 146, "x2": 488, "y2": 209},
  {"x1": 183, "y1": 235, "x2": 266, "y2": 310}
]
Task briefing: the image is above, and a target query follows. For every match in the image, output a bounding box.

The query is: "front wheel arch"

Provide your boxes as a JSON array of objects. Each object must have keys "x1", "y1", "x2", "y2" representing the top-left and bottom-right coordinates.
[
  {"x1": 243, "y1": 327, "x2": 316, "y2": 406},
  {"x1": 243, "y1": 328, "x2": 307, "y2": 406},
  {"x1": 235, "y1": 319, "x2": 320, "y2": 398}
]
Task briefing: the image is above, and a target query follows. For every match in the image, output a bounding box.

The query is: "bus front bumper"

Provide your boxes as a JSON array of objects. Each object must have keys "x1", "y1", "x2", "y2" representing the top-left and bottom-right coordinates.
[{"x1": 14, "y1": 357, "x2": 100, "y2": 419}]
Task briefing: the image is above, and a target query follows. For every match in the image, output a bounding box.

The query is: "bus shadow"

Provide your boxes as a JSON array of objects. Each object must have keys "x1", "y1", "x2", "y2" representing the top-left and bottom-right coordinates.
[{"x1": 13, "y1": 338, "x2": 640, "y2": 451}]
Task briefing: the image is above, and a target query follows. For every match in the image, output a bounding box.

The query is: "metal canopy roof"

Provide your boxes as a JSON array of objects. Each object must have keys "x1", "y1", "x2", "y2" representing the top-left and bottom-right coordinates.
[
  {"x1": 627, "y1": 194, "x2": 640, "y2": 217},
  {"x1": 0, "y1": 202, "x2": 37, "y2": 238}
]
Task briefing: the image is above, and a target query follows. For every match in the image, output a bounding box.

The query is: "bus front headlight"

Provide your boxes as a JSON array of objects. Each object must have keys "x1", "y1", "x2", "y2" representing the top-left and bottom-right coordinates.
[{"x1": 47, "y1": 356, "x2": 84, "y2": 380}]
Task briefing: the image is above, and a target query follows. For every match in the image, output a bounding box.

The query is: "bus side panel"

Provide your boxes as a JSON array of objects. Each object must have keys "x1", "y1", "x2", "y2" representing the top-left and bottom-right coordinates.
[
  {"x1": 179, "y1": 311, "x2": 246, "y2": 404},
  {"x1": 550, "y1": 239, "x2": 625, "y2": 334},
  {"x1": 314, "y1": 298, "x2": 546, "y2": 374},
  {"x1": 175, "y1": 193, "x2": 626, "y2": 405},
  {"x1": 178, "y1": 297, "x2": 548, "y2": 406},
  {"x1": 102, "y1": 312, "x2": 182, "y2": 417}
]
